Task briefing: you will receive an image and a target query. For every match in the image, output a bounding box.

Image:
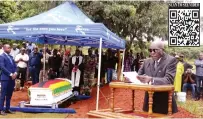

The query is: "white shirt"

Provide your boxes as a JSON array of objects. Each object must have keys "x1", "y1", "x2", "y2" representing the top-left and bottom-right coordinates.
[
  {"x1": 10, "y1": 48, "x2": 20, "y2": 59},
  {"x1": 151, "y1": 58, "x2": 162, "y2": 84},
  {"x1": 0, "y1": 48, "x2": 4, "y2": 55},
  {"x1": 156, "y1": 58, "x2": 162, "y2": 63},
  {"x1": 27, "y1": 43, "x2": 36, "y2": 51},
  {"x1": 15, "y1": 53, "x2": 29, "y2": 68}
]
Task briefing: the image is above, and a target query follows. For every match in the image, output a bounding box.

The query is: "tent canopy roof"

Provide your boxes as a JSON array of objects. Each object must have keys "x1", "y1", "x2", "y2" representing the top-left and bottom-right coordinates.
[{"x1": 0, "y1": 2, "x2": 125, "y2": 49}]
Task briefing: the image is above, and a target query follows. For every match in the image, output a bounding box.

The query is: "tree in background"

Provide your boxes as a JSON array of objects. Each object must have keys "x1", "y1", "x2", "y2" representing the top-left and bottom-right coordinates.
[
  {"x1": 4, "y1": 1, "x2": 198, "y2": 58},
  {"x1": 76, "y1": 1, "x2": 168, "y2": 52},
  {"x1": 0, "y1": 1, "x2": 64, "y2": 46}
]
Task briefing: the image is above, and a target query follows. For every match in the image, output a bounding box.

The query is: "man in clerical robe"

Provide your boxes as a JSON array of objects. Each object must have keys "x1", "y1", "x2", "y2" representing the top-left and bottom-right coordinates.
[{"x1": 69, "y1": 49, "x2": 84, "y2": 96}]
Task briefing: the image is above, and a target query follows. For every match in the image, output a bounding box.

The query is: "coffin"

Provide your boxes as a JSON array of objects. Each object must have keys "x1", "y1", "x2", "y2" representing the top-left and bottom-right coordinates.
[{"x1": 28, "y1": 78, "x2": 73, "y2": 106}]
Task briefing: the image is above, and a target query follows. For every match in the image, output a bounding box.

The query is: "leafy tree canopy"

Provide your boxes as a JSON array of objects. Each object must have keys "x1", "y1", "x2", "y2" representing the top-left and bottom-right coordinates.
[{"x1": 0, "y1": 1, "x2": 168, "y2": 51}]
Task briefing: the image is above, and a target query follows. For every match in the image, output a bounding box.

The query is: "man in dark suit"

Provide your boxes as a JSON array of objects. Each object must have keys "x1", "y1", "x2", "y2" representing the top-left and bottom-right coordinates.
[
  {"x1": 137, "y1": 41, "x2": 178, "y2": 114},
  {"x1": 29, "y1": 47, "x2": 43, "y2": 85},
  {"x1": 0, "y1": 44, "x2": 17, "y2": 115}
]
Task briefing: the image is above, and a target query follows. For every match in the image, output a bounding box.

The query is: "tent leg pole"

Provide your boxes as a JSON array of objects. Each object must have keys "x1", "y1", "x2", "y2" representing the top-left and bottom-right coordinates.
[
  {"x1": 121, "y1": 49, "x2": 125, "y2": 81},
  {"x1": 43, "y1": 44, "x2": 46, "y2": 82},
  {"x1": 117, "y1": 50, "x2": 121, "y2": 80},
  {"x1": 96, "y1": 38, "x2": 102, "y2": 111}
]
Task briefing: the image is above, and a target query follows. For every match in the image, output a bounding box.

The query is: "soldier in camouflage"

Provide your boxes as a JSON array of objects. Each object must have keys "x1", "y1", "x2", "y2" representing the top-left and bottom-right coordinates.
[{"x1": 82, "y1": 48, "x2": 97, "y2": 96}]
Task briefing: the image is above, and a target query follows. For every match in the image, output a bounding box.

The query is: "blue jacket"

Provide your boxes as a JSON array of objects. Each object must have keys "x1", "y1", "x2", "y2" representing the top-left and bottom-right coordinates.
[
  {"x1": 0, "y1": 53, "x2": 17, "y2": 81},
  {"x1": 29, "y1": 52, "x2": 43, "y2": 68}
]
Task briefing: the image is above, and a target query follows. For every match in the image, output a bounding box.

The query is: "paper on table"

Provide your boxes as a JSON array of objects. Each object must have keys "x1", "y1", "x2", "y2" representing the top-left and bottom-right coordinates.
[{"x1": 123, "y1": 72, "x2": 148, "y2": 85}]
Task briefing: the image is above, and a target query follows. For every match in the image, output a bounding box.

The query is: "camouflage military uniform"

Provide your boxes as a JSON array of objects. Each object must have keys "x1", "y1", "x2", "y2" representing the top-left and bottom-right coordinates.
[{"x1": 81, "y1": 55, "x2": 96, "y2": 95}]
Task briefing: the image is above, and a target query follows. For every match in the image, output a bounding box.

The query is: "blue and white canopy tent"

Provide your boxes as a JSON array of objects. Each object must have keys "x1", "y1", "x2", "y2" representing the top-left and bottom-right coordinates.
[
  {"x1": 0, "y1": 2, "x2": 125, "y2": 49},
  {"x1": 0, "y1": 1, "x2": 126, "y2": 111}
]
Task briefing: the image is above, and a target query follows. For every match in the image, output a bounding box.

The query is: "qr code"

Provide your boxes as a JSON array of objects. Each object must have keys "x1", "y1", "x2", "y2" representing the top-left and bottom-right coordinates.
[{"x1": 168, "y1": 3, "x2": 200, "y2": 47}]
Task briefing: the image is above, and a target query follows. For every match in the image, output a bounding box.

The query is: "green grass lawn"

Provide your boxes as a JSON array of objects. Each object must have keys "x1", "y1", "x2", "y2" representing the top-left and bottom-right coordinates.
[
  {"x1": 0, "y1": 112, "x2": 67, "y2": 118},
  {"x1": 177, "y1": 95, "x2": 203, "y2": 118},
  {"x1": 177, "y1": 60, "x2": 202, "y2": 117}
]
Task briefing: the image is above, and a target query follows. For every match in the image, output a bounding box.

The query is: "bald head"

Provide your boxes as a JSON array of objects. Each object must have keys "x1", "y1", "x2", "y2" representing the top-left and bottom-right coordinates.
[
  {"x1": 3, "y1": 44, "x2": 11, "y2": 54},
  {"x1": 149, "y1": 41, "x2": 165, "y2": 50}
]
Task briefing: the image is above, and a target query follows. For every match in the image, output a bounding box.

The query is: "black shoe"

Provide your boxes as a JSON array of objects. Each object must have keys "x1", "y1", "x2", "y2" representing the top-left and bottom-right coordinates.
[
  {"x1": 85, "y1": 92, "x2": 90, "y2": 96},
  {"x1": 5, "y1": 110, "x2": 15, "y2": 114},
  {"x1": 0, "y1": 111, "x2": 6, "y2": 116},
  {"x1": 100, "y1": 84, "x2": 104, "y2": 87}
]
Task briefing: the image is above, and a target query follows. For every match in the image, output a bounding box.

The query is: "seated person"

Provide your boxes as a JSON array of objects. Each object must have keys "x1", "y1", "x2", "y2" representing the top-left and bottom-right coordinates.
[{"x1": 182, "y1": 68, "x2": 196, "y2": 99}]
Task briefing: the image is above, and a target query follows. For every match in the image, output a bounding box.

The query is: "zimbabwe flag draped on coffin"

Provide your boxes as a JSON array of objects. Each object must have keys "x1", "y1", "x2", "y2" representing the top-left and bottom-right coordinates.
[{"x1": 29, "y1": 79, "x2": 72, "y2": 97}]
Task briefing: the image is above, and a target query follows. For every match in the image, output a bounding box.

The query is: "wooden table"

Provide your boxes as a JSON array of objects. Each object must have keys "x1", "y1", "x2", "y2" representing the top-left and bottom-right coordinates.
[{"x1": 109, "y1": 82, "x2": 174, "y2": 116}]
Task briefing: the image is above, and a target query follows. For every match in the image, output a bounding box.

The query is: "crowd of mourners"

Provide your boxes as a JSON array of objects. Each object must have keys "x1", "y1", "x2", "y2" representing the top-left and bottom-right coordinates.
[
  {"x1": 171, "y1": 52, "x2": 203, "y2": 101},
  {"x1": 0, "y1": 42, "x2": 144, "y2": 96},
  {"x1": 0, "y1": 41, "x2": 203, "y2": 100}
]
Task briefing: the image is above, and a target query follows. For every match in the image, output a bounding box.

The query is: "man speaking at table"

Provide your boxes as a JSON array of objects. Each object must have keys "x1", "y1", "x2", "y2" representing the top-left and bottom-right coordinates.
[
  {"x1": 137, "y1": 41, "x2": 178, "y2": 114},
  {"x1": 0, "y1": 44, "x2": 17, "y2": 115}
]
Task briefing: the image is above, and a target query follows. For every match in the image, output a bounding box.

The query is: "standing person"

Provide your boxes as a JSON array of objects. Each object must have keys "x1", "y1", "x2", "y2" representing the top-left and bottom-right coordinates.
[
  {"x1": 39, "y1": 48, "x2": 50, "y2": 82},
  {"x1": 194, "y1": 52, "x2": 203, "y2": 101},
  {"x1": 22, "y1": 42, "x2": 30, "y2": 80},
  {"x1": 82, "y1": 48, "x2": 97, "y2": 96},
  {"x1": 22, "y1": 42, "x2": 27, "y2": 49},
  {"x1": 69, "y1": 49, "x2": 84, "y2": 96},
  {"x1": 170, "y1": 52, "x2": 176, "y2": 57},
  {"x1": 61, "y1": 49, "x2": 71, "y2": 79},
  {"x1": 129, "y1": 50, "x2": 135, "y2": 71},
  {"x1": 100, "y1": 50, "x2": 107, "y2": 85},
  {"x1": 174, "y1": 54, "x2": 184, "y2": 94},
  {"x1": 29, "y1": 47, "x2": 43, "y2": 85},
  {"x1": 26, "y1": 42, "x2": 36, "y2": 52},
  {"x1": 48, "y1": 49, "x2": 62, "y2": 78},
  {"x1": 10, "y1": 43, "x2": 20, "y2": 59},
  {"x1": 178, "y1": 54, "x2": 193, "y2": 73},
  {"x1": 134, "y1": 53, "x2": 141, "y2": 72},
  {"x1": 0, "y1": 43, "x2": 4, "y2": 55},
  {"x1": 0, "y1": 44, "x2": 17, "y2": 115},
  {"x1": 123, "y1": 52, "x2": 132, "y2": 72},
  {"x1": 140, "y1": 52, "x2": 146, "y2": 59},
  {"x1": 15, "y1": 48, "x2": 29, "y2": 90},
  {"x1": 136, "y1": 41, "x2": 178, "y2": 114},
  {"x1": 94, "y1": 49, "x2": 99, "y2": 85},
  {"x1": 106, "y1": 49, "x2": 118, "y2": 84},
  {"x1": 93, "y1": 49, "x2": 106, "y2": 86},
  {"x1": 45, "y1": 44, "x2": 51, "y2": 55}
]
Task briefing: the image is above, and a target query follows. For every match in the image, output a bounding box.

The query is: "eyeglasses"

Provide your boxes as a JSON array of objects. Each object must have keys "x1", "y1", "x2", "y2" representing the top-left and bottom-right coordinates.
[{"x1": 148, "y1": 49, "x2": 159, "y2": 53}]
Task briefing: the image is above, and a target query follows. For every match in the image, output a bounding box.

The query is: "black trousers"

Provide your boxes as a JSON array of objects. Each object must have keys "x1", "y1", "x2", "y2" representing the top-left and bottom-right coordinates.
[
  {"x1": 143, "y1": 92, "x2": 178, "y2": 114},
  {"x1": 17, "y1": 67, "x2": 27, "y2": 87}
]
